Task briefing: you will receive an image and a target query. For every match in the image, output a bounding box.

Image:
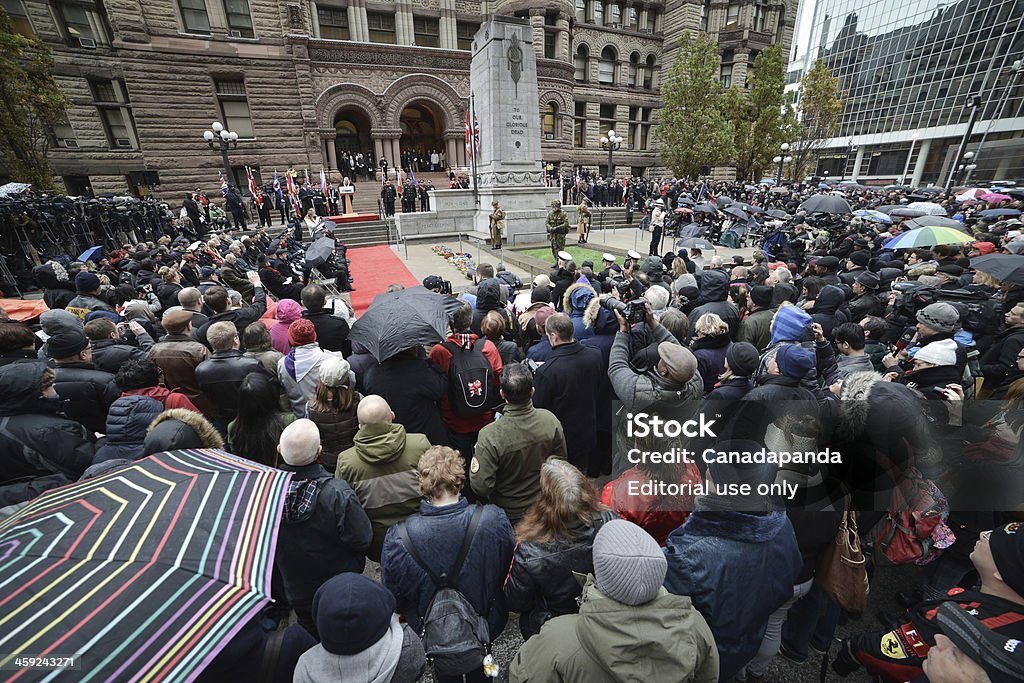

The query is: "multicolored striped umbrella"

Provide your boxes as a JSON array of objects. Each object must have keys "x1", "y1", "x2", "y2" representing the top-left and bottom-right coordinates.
[
  {"x1": 884, "y1": 226, "x2": 975, "y2": 250},
  {"x1": 0, "y1": 449, "x2": 291, "y2": 682}
]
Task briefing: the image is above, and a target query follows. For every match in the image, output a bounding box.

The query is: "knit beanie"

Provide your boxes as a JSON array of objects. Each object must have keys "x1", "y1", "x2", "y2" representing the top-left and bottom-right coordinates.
[
  {"x1": 46, "y1": 330, "x2": 89, "y2": 359},
  {"x1": 75, "y1": 271, "x2": 101, "y2": 293},
  {"x1": 770, "y1": 305, "x2": 812, "y2": 344},
  {"x1": 592, "y1": 520, "x2": 667, "y2": 606},
  {"x1": 913, "y1": 339, "x2": 957, "y2": 367},
  {"x1": 314, "y1": 574, "x2": 396, "y2": 655},
  {"x1": 917, "y1": 302, "x2": 960, "y2": 334},
  {"x1": 849, "y1": 250, "x2": 870, "y2": 268},
  {"x1": 726, "y1": 342, "x2": 759, "y2": 377},
  {"x1": 775, "y1": 344, "x2": 815, "y2": 379},
  {"x1": 749, "y1": 285, "x2": 774, "y2": 308},
  {"x1": 288, "y1": 319, "x2": 317, "y2": 347},
  {"x1": 990, "y1": 522, "x2": 1024, "y2": 598}
]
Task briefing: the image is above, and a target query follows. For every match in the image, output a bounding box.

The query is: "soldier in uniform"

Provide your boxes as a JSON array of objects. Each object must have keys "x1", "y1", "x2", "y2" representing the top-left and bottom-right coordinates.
[
  {"x1": 401, "y1": 181, "x2": 417, "y2": 213},
  {"x1": 380, "y1": 180, "x2": 397, "y2": 217},
  {"x1": 546, "y1": 200, "x2": 570, "y2": 264},
  {"x1": 489, "y1": 200, "x2": 506, "y2": 249},
  {"x1": 576, "y1": 198, "x2": 592, "y2": 244}
]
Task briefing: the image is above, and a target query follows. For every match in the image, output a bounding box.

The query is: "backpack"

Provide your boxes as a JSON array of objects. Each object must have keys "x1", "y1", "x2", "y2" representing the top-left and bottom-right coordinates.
[
  {"x1": 876, "y1": 468, "x2": 955, "y2": 566},
  {"x1": 892, "y1": 284, "x2": 1003, "y2": 336},
  {"x1": 496, "y1": 270, "x2": 523, "y2": 291},
  {"x1": 442, "y1": 338, "x2": 499, "y2": 418},
  {"x1": 398, "y1": 505, "x2": 490, "y2": 677}
]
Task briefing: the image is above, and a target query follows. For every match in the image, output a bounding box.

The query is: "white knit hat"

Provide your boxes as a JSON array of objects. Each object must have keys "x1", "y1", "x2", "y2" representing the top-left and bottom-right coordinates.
[
  {"x1": 592, "y1": 520, "x2": 666, "y2": 606},
  {"x1": 914, "y1": 339, "x2": 957, "y2": 367}
]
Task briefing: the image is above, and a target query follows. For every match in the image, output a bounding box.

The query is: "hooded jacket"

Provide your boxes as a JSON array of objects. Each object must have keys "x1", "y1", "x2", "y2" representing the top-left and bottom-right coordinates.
[
  {"x1": 52, "y1": 362, "x2": 121, "y2": 435},
  {"x1": 687, "y1": 270, "x2": 740, "y2": 340},
  {"x1": 293, "y1": 616, "x2": 425, "y2": 683},
  {"x1": 691, "y1": 333, "x2": 731, "y2": 396},
  {"x1": 93, "y1": 395, "x2": 164, "y2": 463},
  {"x1": 810, "y1": 285, "x2": 851, "y2": 340},
  {"x1": 471, "y1": 278, "x2": 520, "y2": 342},
  {"x1": 270, "y1": 298, "x2": 302, "y2": 354},
  {"x1": 276, "y1": 462, "x2": 373, "y2": 631},
  {"x1": 608, "y1": 324, "x2": 704, "y2": 406},
  {"x1": 664, "y1": 506, "x2": 802, "y2": 682},
  {"x1": 508, "y1": 580, "x2": 719, "y2": 683},
  {"x1": 334, "y1": 422, "x2": 430, "y2": 561},
  {"x1": 601, "y1": 463, "x2": 701, "y2": 546},
  {"x1": 142, "y1": 408, "x2": 224, "y2": 455},
  {"x1": 0, "y1": 362, "x2": 95, "y2": 483},
  {"x1": 277, "y1": 344, "x2": 345, "y2": 417},
  {"x1": 563, "y1": 283, "x2": 597, "y2": 341}
]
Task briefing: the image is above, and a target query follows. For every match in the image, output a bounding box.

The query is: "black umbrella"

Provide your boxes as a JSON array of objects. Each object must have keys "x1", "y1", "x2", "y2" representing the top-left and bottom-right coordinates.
[
  {"x1": 1007, "y1": 188, "x2": 1024, "y2": 200},
  {"x1": 918, "y1": 186, "x2": 945, "y2": 194},
  {"x1": 766, "y1": 209, "x2": 790, "y2": 220},
  {"x1": 904, "y1": 216, "x2": 968, "y2": 229},
  {"x1": 724, "y1": 205, "x2": 750, "y2": 221},
  {"x1": 677, "y1": 237, "x2": 716, "y2": 250},
  {"x1": 889, "y1": 208, "x2": 928, "y2": 218},
  {"x1": 799, "y1": 194, "x2": 853, "y2": 214},
  {"x1": 876, "y1": 205, "x2": 902, "y2": 214},
  {"x1": 304, "y1": 236, "x2": 337, "y2": 269},
  {"x1": 716, "y1": 196, "x2": 736, "y2": 207},
  {"x1": 969, "y1": 254, "x2": 1024, "y2": 286},
  {"x1": 694, "y1": 203, "x2": 719, "y2": 214},
  {"x1": 742, "y1": 204, "x2": 764, "y2": 215},
  {"x1": 349, "y1": 286, "x2": 464, "y2": 362}
]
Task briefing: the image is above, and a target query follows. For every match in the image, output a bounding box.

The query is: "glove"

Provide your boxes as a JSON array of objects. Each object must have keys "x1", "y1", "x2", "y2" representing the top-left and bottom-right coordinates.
[{"x1": 830, "y1": 641, "x2": 861, "y2": 677}]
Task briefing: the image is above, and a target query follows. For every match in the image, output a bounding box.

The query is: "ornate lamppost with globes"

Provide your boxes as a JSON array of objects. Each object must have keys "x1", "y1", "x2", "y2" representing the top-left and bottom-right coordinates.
[
  {"x1": 601, "y1": 129, "x2": 623, "y2": 181},
  {"x1": 202, "y1": 121, "x2": 239, "y2": 186},
  {"x1": 773, "y1": 143, "x2": 792, "y2": 185},
  {"x1": 956, "y1": 151, "x2": 977, "y2": 188}
]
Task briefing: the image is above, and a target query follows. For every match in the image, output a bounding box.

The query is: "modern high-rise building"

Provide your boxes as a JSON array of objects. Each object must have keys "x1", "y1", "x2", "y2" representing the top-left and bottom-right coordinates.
[
  {"x1": 1, "y1": 0, "x2": 794, "y2": 197},
  {"x1": 796, "y1": 0, "x2": 1023, "y2": 187}
]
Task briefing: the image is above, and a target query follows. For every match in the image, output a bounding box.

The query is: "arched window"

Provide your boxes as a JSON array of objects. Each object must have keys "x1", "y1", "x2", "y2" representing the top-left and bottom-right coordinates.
[
  {"x1": 543, "y1": 101, "x2": 558, "y2": 138},
  {"x1": 599, "y1": 46, "x2": 617, "y2": 84},
  {"x1": 644, "y1": 54, "x2": 656, "y2": 89},
  {"x1": 629, "y1": 52, "x2": 640, "y2": 87},
  {"x1": 575, "y1": 44, "x2": 589, "y2": 82}
]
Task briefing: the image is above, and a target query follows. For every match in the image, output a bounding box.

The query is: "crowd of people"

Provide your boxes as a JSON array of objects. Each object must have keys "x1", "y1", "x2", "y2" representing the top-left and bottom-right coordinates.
[{"x1": 2, "y1": 179, "x2": 1024, "y2": 683}]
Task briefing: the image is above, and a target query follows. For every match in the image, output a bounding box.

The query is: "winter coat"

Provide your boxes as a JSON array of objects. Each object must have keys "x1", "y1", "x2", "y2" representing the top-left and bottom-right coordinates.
[
  {"x1": 563, "y1": 283, "x2": 597, "y2": 342},
  {"x1": 0, "y1": 362, "x2": 95, "y2": 483},
  {"x1": 362, "y1": 356, "x2": 450, "y2": 447},
  {"x1": 195, "y1": 287, "x2": 267, "y2": 350},
  {"x1": 533, "y1": 341, "x2": 603, "y2": 472},
  {"x1": 705, "y1": 376, "x2": 754, "y2": 401},
  {"x1": 428, "y1": 333, "x2": 503, "y2": 435},
  {"x1": 526, "y1": 336, "x2": 553, "y2": 362},
  {"x1": 787, "y1": 510, "x2": 844, "y2": 584},
  {"x1": 293, "y1": 619, "x2": 425, "y2": 683},
  {"x1": 472, "y1": 278, "x2": 520, "y2": 342},
  {"x1": 275, "y1": 463, "x2": 373, "y2": 630},
  {"x1": 691, "y1": 333, "x2": 731, "y2": 396},
  {"x1": 601, "y1": 463, "x2": 701, "y2": 546},
  {"x1": 608, "y1": 325, "x2": 704, "y2": 406},
  {"x1": 66, "y1": 293, "x2": 115, "y2": 316},
  {"x1": 580, "y1": 303, "x2": 619, "y2": 428},
  {"x1": 306, "y1": 398, "x2": 359, "y2": 473},
  {"x1": 120, "y1": 386, "x2": 200, "y2": 413},
  {"x1": 505, "y1": 511, "x2": 616, "y2": 639},
  {"x1": 148, "y1": 333, "x2": 216, "y2": 417},
  {"x1": 302, "y1": 308, "x2": 352, "y2": 356},
  {"x1": 981, "y1": 325, "x2": 1024, "y2": 392},
  {"x1": 335, "y1": 422, "x2": 430, "y2": 561},
  {"x1": 848, "y1": 292, "x2": 882, "y2": 321},
  {"x1": 270, "y1": 298, "x2": 302, "y2": 354},
  {"x1": 508, "y1": 579, "x2": 718, "y2": 683},
  {"x1": 194, "y1": 350, "x2": 263, "y2": 421},
  {"x1": 93, "y1": 395, "x2": 164, "y2": 463},
  {"x1": 143, "y1": 408, "x2": 224, "y2": 455},
  {"x1": 52, "y1": 362, "x2": 121, "y2": 434},
  {"x1": 897, "y1": 363, "x2": 963, "y2": 398},
  {"x1": 380, "y1": 498, "x2": 515, "y2": 641},
  {"x1": 219, "y1": 264, "x2": 254, "y2": 302},
  {"x1": 736, "y1": 307, "x2": 774, "y2": 352},
  {"x1": 278, "y1": 344, "x2": 345, "y2": 417},
  {"x1": 156, "y1": 281, "x2": 184, "y2": 313},
  {"x1": 90, "y1": 337, "x2": 153, "y2": 375},
  {"x1": 809, "y1": 285, "x2": 850, "y2": 340},
  {"x1": 687, "y1": 270, "x2": 740, "y2": 340},
  {"x1": 243, "y1": 348, "x2": 282, "y2": 374},
  {"x1": 664, "y1": 506, "x2": 802, "y2": 682}
]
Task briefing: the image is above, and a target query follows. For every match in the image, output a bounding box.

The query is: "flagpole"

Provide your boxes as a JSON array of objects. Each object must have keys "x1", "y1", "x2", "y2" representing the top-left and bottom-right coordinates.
[{"x1": 470, "y1": 91, "x2": 479, "y2": 205}]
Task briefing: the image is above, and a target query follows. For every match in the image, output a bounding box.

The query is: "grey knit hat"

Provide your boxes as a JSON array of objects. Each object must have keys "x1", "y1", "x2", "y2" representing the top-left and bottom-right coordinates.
[
  {"x1": 916, "y1": 302, "x2": 960, "y2": 333},
  {"x1": 593, "y1": 519, "x2": 666, "y2": 606}
]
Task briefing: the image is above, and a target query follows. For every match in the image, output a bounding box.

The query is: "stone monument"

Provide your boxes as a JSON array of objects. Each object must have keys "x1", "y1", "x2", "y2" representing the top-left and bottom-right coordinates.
[{"x1": 470, "y1": 17, "x2": 558, "y2": 243}]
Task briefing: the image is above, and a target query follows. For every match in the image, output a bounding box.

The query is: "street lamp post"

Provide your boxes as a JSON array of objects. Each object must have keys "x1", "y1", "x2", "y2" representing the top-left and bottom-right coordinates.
[
  {"x1": 773, "y1": 143, "x2": 792, "y2": 185},
  {"x1": 823, "y1": 170, "x2": 830, "y2": 185},
  {"x1": 944, "y1": 94, "x2": 981, "y2": 193},
  {"x1": 601, "y1": 129, "x2": 623, "y2": 180},
  {"x1": 203, "y1": 121, "x2": 239, "y2": 185},
  {"x1": 956, "y1": 151, "x2": 977, "y2": 187},
  {"x1": 840, "y1": 139, "x2": 857, "y2": 182}
]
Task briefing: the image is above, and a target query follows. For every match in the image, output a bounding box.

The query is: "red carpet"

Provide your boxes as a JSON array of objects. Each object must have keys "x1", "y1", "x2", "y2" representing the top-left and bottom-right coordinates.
[
  {"x1": 327, "y1": 212, "x2": 380, "y2": 223},
  {"x1": 348, "y1": 245, "x2": 420, "y2": 316}
]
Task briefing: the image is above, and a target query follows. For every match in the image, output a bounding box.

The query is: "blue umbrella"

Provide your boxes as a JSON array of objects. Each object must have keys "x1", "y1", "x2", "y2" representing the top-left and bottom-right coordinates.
[
  {"x1": 979, "y1": 208, "x2": 1022, "y2": 218},
  {"x1": 853, "y1": 209, "x2": 893, "y2": 224},
  {"x1": 77, "y1": 246, "x2": 103, "y2": 263}
]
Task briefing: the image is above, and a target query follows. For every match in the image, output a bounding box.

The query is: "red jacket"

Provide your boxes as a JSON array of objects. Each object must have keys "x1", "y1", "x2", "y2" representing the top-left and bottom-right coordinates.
[
  {"x1": 121, "y1": 386, "x2": 201, "y2": 414},
  {"x1": 600, "y1": 463, "x2": 702, "y2": 546},
  {"x1": 428, "y1": 333, "x2": 503, "y2": 434}
]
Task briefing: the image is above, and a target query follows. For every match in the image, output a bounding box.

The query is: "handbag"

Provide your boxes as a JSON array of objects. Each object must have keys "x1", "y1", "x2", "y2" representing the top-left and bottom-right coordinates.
[{"x1": 816, "y1": 503, "x2": 868, "y2": 614}]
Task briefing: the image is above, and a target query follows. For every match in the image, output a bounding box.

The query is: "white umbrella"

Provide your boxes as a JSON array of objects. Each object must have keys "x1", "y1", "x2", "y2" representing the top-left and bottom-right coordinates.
[
  {"x1": 0, "y1": 182, "x2": 31, "y2": 198},
  {"x1": 907, "y1": 202, "x2": 947, "y2": 216}
]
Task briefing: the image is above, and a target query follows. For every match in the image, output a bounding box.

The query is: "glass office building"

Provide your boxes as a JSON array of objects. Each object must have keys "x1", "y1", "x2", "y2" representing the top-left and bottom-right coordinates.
[{"x1": 802, "y1": 0, "x2": 1023, "y2": 185}]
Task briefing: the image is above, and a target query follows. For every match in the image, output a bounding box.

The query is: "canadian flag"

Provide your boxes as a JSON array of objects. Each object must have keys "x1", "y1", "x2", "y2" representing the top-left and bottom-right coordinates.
[{"x1": 466, "y1": 379, "x2": 483, "y2": 398}]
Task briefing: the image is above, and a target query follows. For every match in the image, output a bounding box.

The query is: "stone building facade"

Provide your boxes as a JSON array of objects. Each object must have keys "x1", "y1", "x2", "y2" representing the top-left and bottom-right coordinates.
[{"x1": 3, "y1": 0, "x2": 794, "y2": 197}]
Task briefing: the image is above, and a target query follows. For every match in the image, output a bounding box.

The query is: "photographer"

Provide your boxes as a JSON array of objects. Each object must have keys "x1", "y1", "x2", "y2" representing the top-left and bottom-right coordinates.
[
  {"x1": 84, "y1": 318, "x2": 154, "y2": 374},
  {"x1": 607, "y1": 301, "x2": 703, "y2": 406}
]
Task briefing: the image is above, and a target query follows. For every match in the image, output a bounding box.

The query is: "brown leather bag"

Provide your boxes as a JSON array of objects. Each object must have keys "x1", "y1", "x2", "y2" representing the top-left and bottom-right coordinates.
[{"x1": 816, "y1": 506, "x2": 869, "y2": 614}]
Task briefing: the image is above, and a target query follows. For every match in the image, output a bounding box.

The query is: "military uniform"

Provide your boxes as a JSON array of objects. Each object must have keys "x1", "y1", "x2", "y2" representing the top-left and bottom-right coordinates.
[
  {"x1": 489, "y1": 202, "x2": 506, "y2": 249},
  {"x1": 546, "y1": 201, "x2": 570, "y2": 262},
  {"x1": 576, "y1": 201, "x2": 591, "y2": 243},
  {"x1": 380, "y1": 182, "x2": 397, "y2": 217}
]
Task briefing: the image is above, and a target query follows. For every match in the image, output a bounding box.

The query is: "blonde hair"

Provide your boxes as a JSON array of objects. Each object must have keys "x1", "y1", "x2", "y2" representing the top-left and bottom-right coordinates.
[
  {"x1": 159, "y1": 266, "x2": 179, "y2": 283},
  {"x1": 696, "y1": 312, "x2": 728, "y2": 337},
  {"x1": 417, "y1": 446, "x2": 465, "y2": 499},
  {"x1": 481, "y1": 310, "x2": 507, "y2": 341}
]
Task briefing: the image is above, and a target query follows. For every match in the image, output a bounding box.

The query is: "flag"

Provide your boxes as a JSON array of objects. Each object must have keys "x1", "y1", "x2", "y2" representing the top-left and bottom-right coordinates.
[
  {"x1": 621, "y1": 176, "x2": 628, "y2": 200},
  {"x1": 286, "y1": 169, "x2": 300, "y2": 217},
  {"x1": 273, "y1": 169, "x2": 283, "y2": 204},
  {"x1": 473, "y1": 115, "x2": 481, "y2": 155},
  {"x1": 320, "y1": 169, "x2": 328, "y2": 198},
  {"x1": 218, "y1": 172, "x2": 228, "y2": 196},
  {"x1": 303, "y1": 169, "x2": 312, "y2": 190},
  {"x1": 465, "y1": 111, "x2": 472, "y2": 159},
  {"x1": 246, "y1": 167, "x2": 262, "y2": 208},
  {"x1": 409, "y1": 167, "x2": 417, "y2": 186}
]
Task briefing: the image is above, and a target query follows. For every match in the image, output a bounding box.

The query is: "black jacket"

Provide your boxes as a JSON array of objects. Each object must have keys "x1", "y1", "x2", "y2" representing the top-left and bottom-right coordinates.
[
  {"x1": 687, "y1": 270, "x2": 740, "y2": 340},
  {"x1": 90, "y1": 339, "x2": 150, "y2": 375},
  {"x1": 533, "y1": 341, "x2": 604, "y2": 472},
  {"x1": 504, "y1": 511, "x2": 615, "y2": 639},
  {"x1": 0, "y1": 362, "x2": 95, "y2": 485},
  {"x1": 810, "y1": 285, "x2": 851, "y2": 340},
  {"x1": 275, "y1": 463, "x2": 373, "y2": 630},
  {"x1": 193, "y1": 350, "x2": 263, "y2": 421},
  {"x1": 196, "y1": 287, "x2": 267, "y2": 350},
  {"x1": 156, "y1": 281, "x2": 184, "y2": 312},
  {"x1": 301, "y1": 308, "x2": 351, "y2": 356},
  {"x1": 980, "y1": 326, "x2": 1024, "y2": 391},
  {"x1": 53, "y1": 362, "x2": 121, "y2": 434},
  {"x1": 471, "y1": 279, "x2": 520, "y2": 342},
  {"x1": 705, "y1": 376, "x2": 755, "y2": 401},
  {"x1": 363, "y1": 356, "x2": 449, "y2": 447}
]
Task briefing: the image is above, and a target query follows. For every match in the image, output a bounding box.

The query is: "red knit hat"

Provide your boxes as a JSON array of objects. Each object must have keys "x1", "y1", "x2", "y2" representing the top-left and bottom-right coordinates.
[{"x1": 288, "y1": 319, "x2": 317, "y2": 346}]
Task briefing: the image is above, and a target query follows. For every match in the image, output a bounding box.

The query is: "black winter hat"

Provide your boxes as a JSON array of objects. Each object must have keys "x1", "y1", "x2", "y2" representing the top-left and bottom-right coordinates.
[
  {"x1": 46, "y1": 330, "x2": 89, "y2": 359},
  {"x1": 849, "y1": 250, "x2": 871, "y2": 267},
  {"x1": 314, "y1": 574, "x2": 395, "y2": 655},
  {"x1": 750, "y1": 285, "x2": 774, "y2": 308},
  {"x1": 726, "y1": 342, "x2": 759, "y2": 377}
]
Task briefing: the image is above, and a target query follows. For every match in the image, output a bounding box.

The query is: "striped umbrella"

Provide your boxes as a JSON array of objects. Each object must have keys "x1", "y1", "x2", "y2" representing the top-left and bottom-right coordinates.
[
  {"x1": 0, "y1": 449, "x2": 290, "y2": 682},
  {"x1": 884, "y1": 226, "x2": 975, "y2": 250}
]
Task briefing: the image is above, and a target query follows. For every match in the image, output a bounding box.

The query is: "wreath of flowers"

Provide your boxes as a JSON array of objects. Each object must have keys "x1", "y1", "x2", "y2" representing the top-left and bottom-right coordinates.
[{"x1": 431, "y1": 244, "x2": 476, "y2": 279}]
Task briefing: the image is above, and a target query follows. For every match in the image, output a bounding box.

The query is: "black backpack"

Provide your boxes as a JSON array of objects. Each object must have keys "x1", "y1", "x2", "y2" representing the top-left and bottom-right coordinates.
[
  {"x1": 442, "y1": 338, "x2": 499, "y2": 417},
  {"x1": 894, "y1": 284, "x2": 1003, "y2": 336},
  {"x1": 398, "y1": 505, "x2": 490, "y2": 677}
]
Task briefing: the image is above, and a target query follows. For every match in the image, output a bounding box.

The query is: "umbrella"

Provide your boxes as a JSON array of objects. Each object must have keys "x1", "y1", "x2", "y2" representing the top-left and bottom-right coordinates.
[
  {"x1": 743, "y1": 204, "x2": 764, "y2": 215},
  {"x1": 677, "y1": 237, "x2": 716, "y2": 250},
  {"x1": 956, "y1": 188, "x2": 987, "y2": 201},
  {"x1": 889, "y1": 208, "x2": 928, "y2": 218},
  {"x1": 694, "y1": 203, "x2": 719, "y2": 214},
  {"x1": 970, "y1": 254, "x2": 1024, "y2": 286},
  {"x1": 766, "y1": 209, "x2": 790, "y2": 220},
  {"x1": 884, "y1": 226, "x2": 975, "y2": 249},
  {"x1": 349, "y1": 286, "x2": 464, "y2": 362},
  {"x1": 979, "y1": 208, "x2": 1023, "y2": 218},
  {"x1": 716, "y1": 196, "x2": 735, "y2": 207},
  {"x1": 677, "y1": 196, "x2": 696, "y2": 206},
  {"x1": 799, "y1": 194, "x2": 852, "y2": 214},
  {"x1": 817, "y1": 183, "x2": 831, "y2": 190},
  {"x1": 0, "y1": 182, "x2": 31, "y2": 198},
  {"x1": 904, "y1": 216, "x2": 965, "y2": 229},
  {"x1": 724, "y1": 205, "x2": 750, "y2": 221},
  {"x1": 1006, "y1": 189, "x2": 1024, "y2": 200},
  {"x1": 981, "y1": 192, "x2": 1012, "y2": 203},
  {"x1": 853, "y1": 209, "x2": 893, "y2": 224},
  {"x1": 770, "y1": 186, "x2": 791, "y2": 194},
  {"x1": 77, "y1": 246, "x2": 103, "y2": 263},
  {"x1": 304, "y1": 236, "x2": 337, "y2": 269},
  {"x1": 907, "y1": 202, "x2": 947, "y2": 216},
  {"x1": 837, "y1": 182, "x2": 866, "y2": 191},
  {"x1": 0, "y1": 449, "x2": 290, "y2": 680},
  {"x1": 917, "y1": 186, "x2": 945, "y2": 194},
  {"x1": 883, "y1": 185, "x2": 913, "y2": 192},
  {"x1": 875, "y1": 205, "x2": 903, "y2": 214}
]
